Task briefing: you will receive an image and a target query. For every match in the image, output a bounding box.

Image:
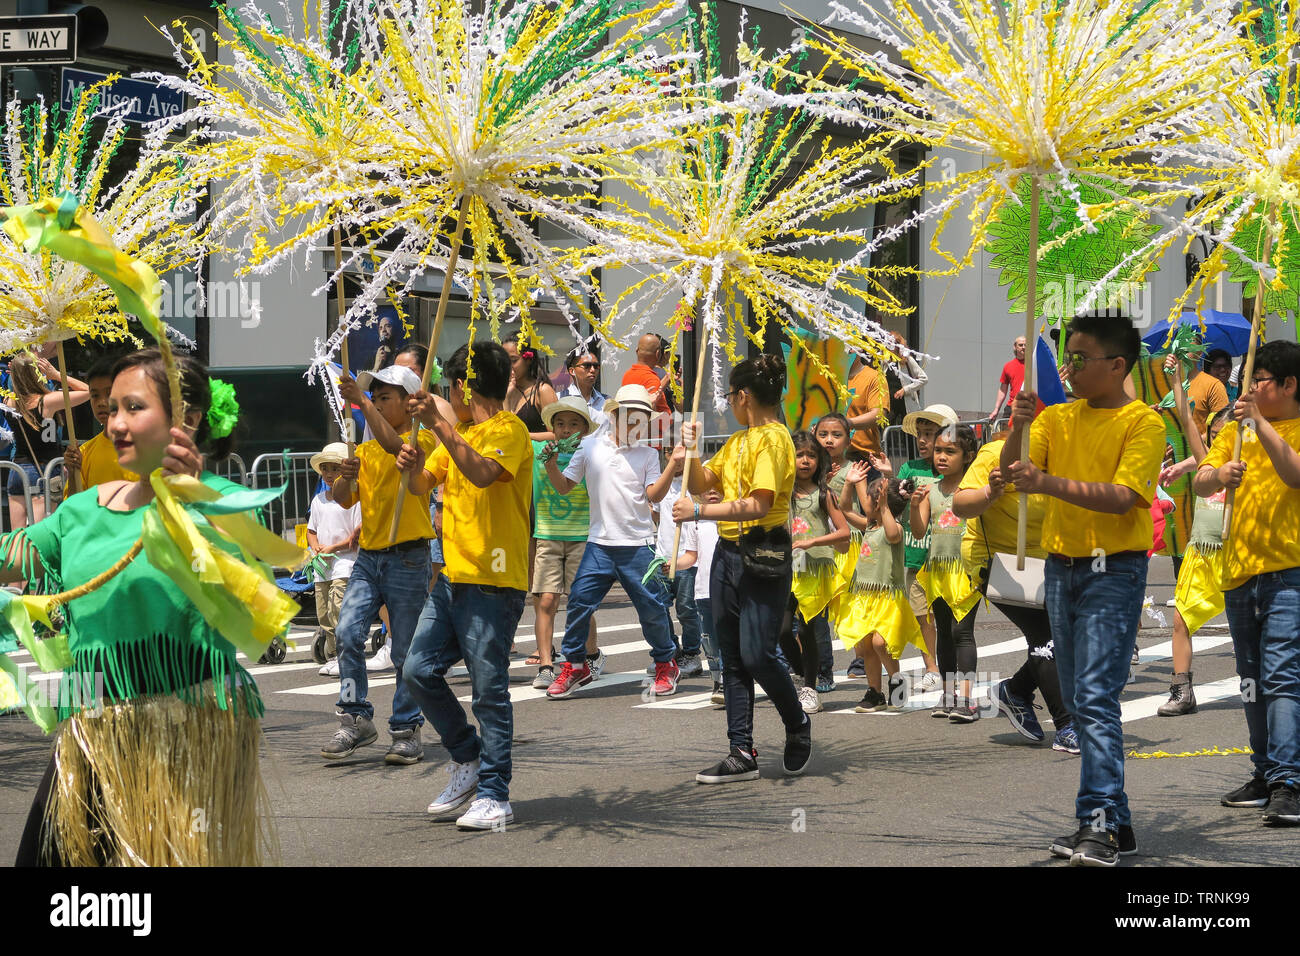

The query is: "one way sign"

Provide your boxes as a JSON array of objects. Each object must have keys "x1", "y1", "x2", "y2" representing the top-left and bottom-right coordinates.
[{"x1": 0, "y1": 14, "x2": 77, "y2": 65}]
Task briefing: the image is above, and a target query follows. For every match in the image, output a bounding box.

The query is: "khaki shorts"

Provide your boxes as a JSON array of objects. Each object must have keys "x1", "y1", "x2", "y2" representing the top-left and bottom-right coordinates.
[
  {"x1": 906, "y1": 568, "x2": 930, "y2": 618},
  {"x1": 533, "y1": 538, "x2": 586, "y2": 595}
]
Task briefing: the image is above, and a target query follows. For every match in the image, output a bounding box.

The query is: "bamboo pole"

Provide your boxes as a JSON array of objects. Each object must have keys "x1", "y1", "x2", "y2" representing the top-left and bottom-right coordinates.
[
  {"x1": 1222, "y1": 218, "x2": 1273, "y2": 539},
  {"x1": 55, "y1": 341, "x2": 80, "y2": 494},
  {"x1": 388, "y1": 193, "x2": 471, "y2": 545},
  {"x1": 1015, "y1": 177, "x2": 1040, "y2": 570},
  {"x1": 334, "y1": 227, "x2": 356, "y2": 499},
  {"x1": 669, "y1": 320, "x2": 711, "y2": 579}
]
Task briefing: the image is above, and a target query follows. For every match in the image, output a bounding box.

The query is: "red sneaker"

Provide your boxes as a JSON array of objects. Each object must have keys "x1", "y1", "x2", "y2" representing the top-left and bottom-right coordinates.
[
  {"x1": 546, "y1": 662, "x2": 593, "y2": 699},
  {"x1": 650, "y1": 659, "x2": 680, "y2": 697}
]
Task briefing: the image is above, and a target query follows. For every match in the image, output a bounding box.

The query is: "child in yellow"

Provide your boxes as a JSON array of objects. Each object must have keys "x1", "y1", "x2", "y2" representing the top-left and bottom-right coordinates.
[
  {"x1": 834, "y1": 473, "x2": 924, "y2": 713},
  {"x1": 1195, "y1": 340, "x2": 1300, "y2": 824},
  {"x1": 912, "y1": 424, "x2": 982, "y2": 722},
  {"x1": 61, "y1": 355, "x2": 132, "y2": 488}
]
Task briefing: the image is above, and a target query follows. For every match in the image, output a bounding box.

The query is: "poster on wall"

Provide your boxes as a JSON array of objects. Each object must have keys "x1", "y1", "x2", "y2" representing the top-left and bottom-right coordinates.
[{"x1": 346, "y1": 306, "x2": 408, "y2": 377}]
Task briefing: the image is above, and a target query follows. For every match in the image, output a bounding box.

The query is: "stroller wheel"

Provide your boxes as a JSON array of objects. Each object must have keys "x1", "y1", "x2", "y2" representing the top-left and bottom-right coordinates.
[
  {"x1": 262, "y1": 637, "x2": 287, "y2": 665},
  {"x1": 370, "y1": 626, "x2": 385, "y2": 655},
  {"x1": 311, "y1": 629, "x2": 328, "y2": 664}
]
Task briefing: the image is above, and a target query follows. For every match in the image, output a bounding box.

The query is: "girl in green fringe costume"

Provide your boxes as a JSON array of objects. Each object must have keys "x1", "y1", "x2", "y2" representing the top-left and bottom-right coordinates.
[
  {"x1": 10, "y1": 349, "x2": 274, "y2": 866},
  {"x1": 912, "y1": 424, "x2": 983, "y2": 722},
  {"x1": 832, "y1": 471, "x2": 923, "y2": 714}
]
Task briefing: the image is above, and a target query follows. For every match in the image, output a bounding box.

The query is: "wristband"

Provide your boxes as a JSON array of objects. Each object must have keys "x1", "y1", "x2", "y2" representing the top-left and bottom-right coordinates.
[{"x1": 694, "y1": 502, "x2": 701, "y2": 520}]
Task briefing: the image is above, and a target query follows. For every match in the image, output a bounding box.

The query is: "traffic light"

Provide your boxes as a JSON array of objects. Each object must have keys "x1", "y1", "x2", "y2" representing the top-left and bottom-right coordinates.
[{"x1": 51, "y1": 4, "x2": 108, "y2": 52}]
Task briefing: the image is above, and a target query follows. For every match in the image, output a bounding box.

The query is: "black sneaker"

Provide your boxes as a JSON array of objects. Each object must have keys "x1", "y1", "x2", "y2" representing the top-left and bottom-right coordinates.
[
  {"x1": 696, "y1": 747, "x2": 760, "y2": 784},
  {"x1": 1262, "y1": 784, "x2": 1300, "y2": 826},
  {"x1": 1222, "y1": 776, "x2": 1270, "y2": 808},
  {"x1": 931, "y1": 693, "x2": 955, "y2": 718},
  {"x1": 1070, "y1": 829, "x2": 1120, "y2": 867},
  {"x1": 948, "y1": 697, "x2": 980, "y2": 723},
  {"x1": 1050, "y1": 824, "x2": 1137, "y2": 859},
  {"x1": 854, "y1": 687, "x2": 888, "y2": 713},
  {"x1": 784, "y1": 717, "x2": 813, "y2": 776}
]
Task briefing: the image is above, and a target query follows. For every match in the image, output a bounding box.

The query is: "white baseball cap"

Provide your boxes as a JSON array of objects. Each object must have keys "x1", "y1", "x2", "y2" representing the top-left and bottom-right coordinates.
[{"x1": 356, "y1": 364, "x2": 422, "y2": 395}]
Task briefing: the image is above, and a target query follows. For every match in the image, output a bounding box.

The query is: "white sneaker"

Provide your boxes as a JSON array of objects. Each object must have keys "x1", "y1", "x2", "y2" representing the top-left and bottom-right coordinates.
[
  {"x1": 456, "y1": 797, "x2": 514, "y2": 830},
  {"x1": 798, "y1": 686, "x2": 822, "y2": 714},
  {"x1": 426, "y1": 758, "x2": 480, "y2": 817},
  {"x1": 588, "y1": 649, "x2": 605, "y2": 681},
  {"x1": 319, "y1": 658, "x2": 340, "y2": 677},
  {"x1": 919, "y1": 671, "x2": 941, "y2": 692},
  {"x1": 366, "y1": 643, "x2": 394, "y2": 672},
  {"x1": 1165, "y1": 597, "x2": 1178, "y2": 607}
]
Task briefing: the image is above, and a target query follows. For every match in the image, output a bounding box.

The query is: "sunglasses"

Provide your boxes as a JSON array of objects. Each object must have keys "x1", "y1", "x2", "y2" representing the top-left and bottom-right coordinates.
[
  {"x1": 573, "y1": 362, "x2": 600, "y2": 370},
  {"x1": 1065, "y1": 352, "x2": 1123, "y2": 372}
]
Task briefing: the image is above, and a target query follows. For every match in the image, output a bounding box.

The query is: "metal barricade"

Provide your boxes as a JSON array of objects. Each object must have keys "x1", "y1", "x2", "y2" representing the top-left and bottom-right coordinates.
[
  {"x1": 212, "y1": 452, "x2": 248, "y2": 487},
  {"x1": 0, "y1": 460, "x2": 35, "y2": 532},
  {"x1": 247, "y1": 452, "x2": 319, "y2": 542},
  {"x1": 42, "y1": 457, "x2": 65, "y2": 514}
]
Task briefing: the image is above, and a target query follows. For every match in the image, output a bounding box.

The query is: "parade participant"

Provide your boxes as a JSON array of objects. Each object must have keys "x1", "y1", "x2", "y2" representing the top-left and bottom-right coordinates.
[
  {"x1": 912, "y1": 424, "x2": 983, "y2": 722},
  {"x1": 783, "y1": 431, "x2": 850, "y2": 714},
  {"x1": 323, "y1": 364, "x2": 436, "y2": 764},
  {"x1": 5, "y1": 353, "x2": 90, "y2": 528},
  {"x1": 835, "y1": 470, "x2": 924, "y2": 713},
  {"x1": 1156, "y1": 401, "x2": 1232, "y2": 716},
  {"x1": 1003, "y1": 313, "x2": 1165, "y2": 866},
  {"x1": 503, "y1": 332, "x2": 558, "y2": 441},
  {"x1": 530, "y1": 396, "x2": 602, "y2": 689},
  {"x1": 677, "y1": 356, "x2": 809, "y2": 782},
  {"x1": 846, "y1": 353, "x2": 890, "y2": 458},
  {"x1": 544, "y1": 384, "x2": 680, "y2": 699},
  {"x1": 953, "y1": 427, "x2": 1078, "y2": 754},
  {"x1": 11, "y1": 350, "x2": 275, "y2": 865},
  {"x1": 306, "y1": 442, "x2": 361, "y2": 667},
  {"x1": 694, "y1": 488, "x2": 723, "y2": 705},
  {"x1": 1185, "y1": 341, "x2": 1230, "y2": 441},
  {"x1": 400, "y1": 341, "x2": 532, "y2": 830},
  {"x1": 1196, "y1": 340, "x2": 1300, "y2": 825},
  {"x1": 816, "y1": 412, "x2": 862, "y2": 690},
  {"x1": 651, "y1": 465, "x2": 702, "y2": 675},
  {"x1": 61, "y1": 355, "x2": 132, "y2": 489}
]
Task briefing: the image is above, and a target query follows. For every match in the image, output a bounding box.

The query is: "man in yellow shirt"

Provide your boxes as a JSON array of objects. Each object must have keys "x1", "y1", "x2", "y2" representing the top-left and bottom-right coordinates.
[
  {"x1": 1195, "y1": 340, "x2": 1300, "y2": 826},
  {"x1": 62, "y1": 356, "x2": 132, "y2": 487},
  {"x1": 324, "y1": 363, "x2": 437, "y2": 765},
  {"x1": 1003, "y1": 314, "x2": 1165, "y2": 867},
  {"x1": 399, "y1": 342, "x2": 533, "y2": 831}
]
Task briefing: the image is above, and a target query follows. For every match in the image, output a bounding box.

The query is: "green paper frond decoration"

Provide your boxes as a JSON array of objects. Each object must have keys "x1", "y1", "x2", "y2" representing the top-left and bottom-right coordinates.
[{"x1": 1223, "y1": 210, "x2": 1300, "y2": 321}]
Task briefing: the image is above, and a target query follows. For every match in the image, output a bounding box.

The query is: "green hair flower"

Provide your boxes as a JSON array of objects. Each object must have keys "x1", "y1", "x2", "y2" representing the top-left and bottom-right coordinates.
[
  {"x1": 207, "y1": 378, "x2": 240, "y2": 439},
  {"x1": 428, "y1": 358, "x2": 443, "y2": 386}
]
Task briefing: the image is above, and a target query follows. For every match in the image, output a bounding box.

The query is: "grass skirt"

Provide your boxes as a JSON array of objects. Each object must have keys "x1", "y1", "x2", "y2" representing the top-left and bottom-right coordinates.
[
  {"x1": 916, "y1": 560, "x2": 981, "y2": 620},
  {"x1": 832, "y1": 587, "x2": 925, "y2": 659},
  {"x1": 43, "y1": 682, "x2": 275, "y2": 866}
]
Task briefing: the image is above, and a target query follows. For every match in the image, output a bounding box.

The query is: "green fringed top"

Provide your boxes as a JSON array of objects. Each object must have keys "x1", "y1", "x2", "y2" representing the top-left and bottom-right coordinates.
[
  {"x1": 1188, "y1": 488, "x2": 1226, "y2": 553},
  {"x1": 923, "y1": 484, "x2": 968, "y2": 568},
  {"x1": 790, "y1": 487, "x2": 835, "y2": 567},
  {"x1": 6, "y1": 473, "x2": 263, "y2": 720},
  {"x1": 851, "y1": 525, "x2": 905, "y2": 593}
]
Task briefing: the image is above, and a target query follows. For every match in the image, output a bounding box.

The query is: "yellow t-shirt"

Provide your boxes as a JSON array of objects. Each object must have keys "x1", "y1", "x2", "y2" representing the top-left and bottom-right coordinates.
[
  {"x1": 960, "y1": 439, "x2": 1047, "y2": 572},
  {"x1": 430, "y1": 410, "x2": 532, "y2": 590},
  {"x1": 357, "y1": 428, "x2": 439, "y2": 551},
  {"x1": 1029, "y1": 399, "x2": 1165, "y2": 557},
  {"x1": 78, "y1": 430, "x2": 133, "y2": 487},
  {"x1": 1202, "y1": 417, "x2": 1300, "y2": 590},
  {"x1": 705, "y1": 422, "x2": 795, "y2": 542}
]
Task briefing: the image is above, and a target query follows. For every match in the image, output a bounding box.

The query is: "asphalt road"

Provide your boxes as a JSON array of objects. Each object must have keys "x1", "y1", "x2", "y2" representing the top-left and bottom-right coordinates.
[{"x1": 3, "y1": 558, "x2": 1298, "y2": 868}]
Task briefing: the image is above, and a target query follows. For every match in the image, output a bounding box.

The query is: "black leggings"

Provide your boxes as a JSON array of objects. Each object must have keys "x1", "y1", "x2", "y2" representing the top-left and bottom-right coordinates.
[
  {"x1": 779, "y1": 597, "x2": 821, "y2": 686},
  {"x1": 15, "y1": 751, "x2": 67, "y2": 867},
  {"x1": 931, "y1": 597, "x2": 977, "y2": 690},
  {"x1": 994, "y1": 599, "x2": 1072, "y2": 727}
]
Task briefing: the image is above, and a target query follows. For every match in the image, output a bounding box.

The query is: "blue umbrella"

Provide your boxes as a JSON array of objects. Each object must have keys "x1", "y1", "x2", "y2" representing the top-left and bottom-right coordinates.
[{"x1": 1142, "y1": 310, "x2": 1261, "y2": 357}]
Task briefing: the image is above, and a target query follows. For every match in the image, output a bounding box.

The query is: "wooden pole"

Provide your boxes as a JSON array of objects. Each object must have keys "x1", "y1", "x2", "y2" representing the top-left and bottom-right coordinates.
[
  {"x1": 334, "y1": 227, "x2": 356, "y2": 499},
  {"x1": 669, "y1": 319, "x2": 711, "y2": 579},
  {"x1": 388, "y1": 193, "x2": 472, "y2": 545},
  {"x1": 56, "y1": 340, "x2": 80, "y2": 495},
  {"x1": 1222, "y1": 218, "x2": 1273, "y2": 539},
  {"x1": 1015, "y1": 177, "x2": 1040, "y2": 570}
]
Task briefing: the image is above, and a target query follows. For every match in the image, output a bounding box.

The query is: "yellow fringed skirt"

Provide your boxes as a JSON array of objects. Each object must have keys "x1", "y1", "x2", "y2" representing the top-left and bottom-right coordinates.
[
  {"x1": 917, "y1": 560, "x2": 981, "y2": 620},
  {"x1": 832, "y1": 587, "x2": 925, "y2": 659},
  {"x1": 43, "y1": 684, "x2": 275, "y2": 866},
  {"x1": 792, "y1": 559, "x2": 848, "y2": 621},
  {"x1": 1175, "y1": 545, "x2": 1226, "y2": 637}
]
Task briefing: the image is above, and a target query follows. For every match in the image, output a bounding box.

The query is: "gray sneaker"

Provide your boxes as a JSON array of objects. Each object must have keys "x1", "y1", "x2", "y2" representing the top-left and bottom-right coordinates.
[
  {"x1": 677, "y1": 653, "x2": 704, "y2": 677},
  {"x1": 321, "y1": 712, "x2": 378, "y2": 759},
  {"x1": 587, "y1": 649, "x2": 605, "y2": 681},
  {"x1": 385, "y1": 727, "x2": 424, "y2": 765},
  {"x1": 532, "y1": 666, "x2": 556, "y2": 690}
]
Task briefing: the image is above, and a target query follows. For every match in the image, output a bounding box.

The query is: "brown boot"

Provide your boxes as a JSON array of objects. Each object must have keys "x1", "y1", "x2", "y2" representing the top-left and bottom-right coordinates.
[{"x1": 1157, "y1": 671, "x2": 1197, "y2": 716}]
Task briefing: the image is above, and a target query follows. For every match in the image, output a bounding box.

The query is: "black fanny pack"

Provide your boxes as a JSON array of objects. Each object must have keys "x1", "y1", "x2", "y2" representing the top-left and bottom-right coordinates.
[{"x1": 739, "y1": 524, "x2": 792, "y2": 578}]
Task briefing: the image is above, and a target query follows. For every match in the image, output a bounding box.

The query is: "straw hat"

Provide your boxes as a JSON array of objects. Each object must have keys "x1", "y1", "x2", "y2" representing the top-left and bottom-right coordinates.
[
  {"x1": 604, "y1": 384, "x2": 661, "y2": 418},
  {"x1": 310, "y1": 442, "x2": 350, "y2": 475},
  {"x1": 541, "y1": 395, "x2": 595, "y2": 433},
  {"x1": 902, "y1": 403, "x2": 958, "y2": 436}
]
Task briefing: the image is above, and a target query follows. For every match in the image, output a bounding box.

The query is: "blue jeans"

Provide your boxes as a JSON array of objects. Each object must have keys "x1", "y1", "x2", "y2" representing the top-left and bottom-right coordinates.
[
  {"x1": 711, "y1": 540, "x2": 804, "y2": 751},
  {"x1": 697, "y1": 597, "x2": 720, "y2": 680},
  {"x1": 403, "y1": 576, "x2": 526, "y2": 802},
  {"x1": 1045, "y1": 552, "x2": 1146, "y2": 831},
  {"x1": 561, "y1": 543, "x2": 676, "y2": 664},
  {"x1": 657, "y1": 565, "x2": 701, "y2": 656},
  {"x1": 1224, "y1": 569, "x2": 1300, "y2": 788},
  {"x1": 335, "y1": 547, "x2": 431, "y2": 731}
]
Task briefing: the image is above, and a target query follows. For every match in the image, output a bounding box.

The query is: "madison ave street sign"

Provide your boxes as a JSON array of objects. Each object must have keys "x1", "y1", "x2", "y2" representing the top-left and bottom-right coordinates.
[{"x1": 0, "y1": 14, "x2": 76, "y2": 65}]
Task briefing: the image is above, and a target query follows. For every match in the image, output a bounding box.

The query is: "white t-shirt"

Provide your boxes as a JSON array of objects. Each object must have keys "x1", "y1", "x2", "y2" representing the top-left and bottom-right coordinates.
[
  {"x1": 307, "y1": 490, "x2": 362, "y2": 580},
  {"x1": 564, "y1": 433, "x2": 660, "y2": 546},
  {"x1": 654, "y1": 477, "x2": 697, "y2": 561},
  {"x1": 694, "y1": 520, "x2": 719, "y2": 601}
]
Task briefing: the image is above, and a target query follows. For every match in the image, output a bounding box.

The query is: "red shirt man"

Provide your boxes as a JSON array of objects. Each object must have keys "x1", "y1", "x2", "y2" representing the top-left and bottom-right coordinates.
[
  {"x1": 621, "y1": 333, "x2": 671, "y2": 414},
  {"x1": 994, "y1": 336, "x2": 1027, "y2": 418}
]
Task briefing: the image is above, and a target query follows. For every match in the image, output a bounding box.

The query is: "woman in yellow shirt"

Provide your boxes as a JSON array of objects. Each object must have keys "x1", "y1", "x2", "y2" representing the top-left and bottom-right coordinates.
[{"x1": 673, "y1": 355, "x2": 811, "y2": 784}]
